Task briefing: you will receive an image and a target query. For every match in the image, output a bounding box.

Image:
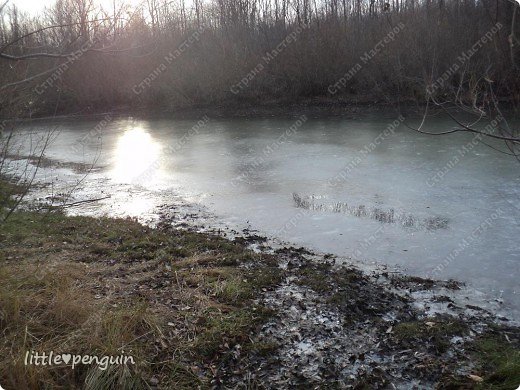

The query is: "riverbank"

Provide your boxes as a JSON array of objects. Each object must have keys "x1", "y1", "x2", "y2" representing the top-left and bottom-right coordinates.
[
  {"x1": 1, "y1": 178, "x2": 519, "y2": 389},
  {"x1": 0, "y1": 209, "x2": 283, "y2": 389},
  {"x1": 1, "y1": 98, "x2": 426, "y2": 125}
]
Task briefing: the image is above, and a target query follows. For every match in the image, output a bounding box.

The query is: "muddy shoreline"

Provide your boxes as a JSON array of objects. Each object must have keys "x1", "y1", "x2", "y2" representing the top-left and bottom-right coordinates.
[{"x1": 153, "y1": 204, "x2": 519, "y2": 388}]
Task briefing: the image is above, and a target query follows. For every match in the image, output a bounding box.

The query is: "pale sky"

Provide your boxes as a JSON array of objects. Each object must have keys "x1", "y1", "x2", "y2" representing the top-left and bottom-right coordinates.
[{"x1": 7, "y1": 0, "x2": 145, "y2": 16}]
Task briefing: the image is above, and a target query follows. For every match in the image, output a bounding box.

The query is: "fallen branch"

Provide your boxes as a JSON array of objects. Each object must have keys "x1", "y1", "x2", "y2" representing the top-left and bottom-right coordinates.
[{"x1": 40, "y1": 196, "x2": 111, "y2": 210}]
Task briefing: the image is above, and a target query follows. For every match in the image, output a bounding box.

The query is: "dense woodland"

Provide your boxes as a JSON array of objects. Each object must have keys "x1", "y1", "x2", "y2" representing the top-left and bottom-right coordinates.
[{"x1": 0, "y1": 0, "x2": 519, "y2": 118}]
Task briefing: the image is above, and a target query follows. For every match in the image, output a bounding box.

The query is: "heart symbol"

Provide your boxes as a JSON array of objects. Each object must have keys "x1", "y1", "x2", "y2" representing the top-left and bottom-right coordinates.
[{"x1": 61, "y1": 354, "x2": 71, "y2": 364}]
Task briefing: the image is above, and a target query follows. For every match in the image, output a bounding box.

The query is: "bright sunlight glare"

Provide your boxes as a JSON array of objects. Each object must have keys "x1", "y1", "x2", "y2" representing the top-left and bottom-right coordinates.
[{"x1": 111, "y1": 126, "x2": 161, "y2": 183}]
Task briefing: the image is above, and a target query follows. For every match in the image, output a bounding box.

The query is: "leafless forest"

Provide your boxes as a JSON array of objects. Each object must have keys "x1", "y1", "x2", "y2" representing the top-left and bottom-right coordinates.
[{"x1": 0, "y1": 0, "x2": 519, "y2": 118}]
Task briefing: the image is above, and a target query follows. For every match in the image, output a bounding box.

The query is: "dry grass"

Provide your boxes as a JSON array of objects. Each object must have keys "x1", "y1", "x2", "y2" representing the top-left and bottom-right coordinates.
[{"x1": 0, "y1": 211, "x2": 282, "y2": 389}]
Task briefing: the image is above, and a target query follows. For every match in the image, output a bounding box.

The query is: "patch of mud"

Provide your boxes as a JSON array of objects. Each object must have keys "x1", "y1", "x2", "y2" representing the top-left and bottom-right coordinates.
[
  {"x1": 217, "y1": 248, "x2": 514, "y2": 388},
  {"x1": 293, "y1": 193, "x2": 449, "y2": 231}
]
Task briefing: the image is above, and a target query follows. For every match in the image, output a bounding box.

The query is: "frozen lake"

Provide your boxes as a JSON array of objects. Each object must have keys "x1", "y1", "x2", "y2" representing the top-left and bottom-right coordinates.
[{"x1": 12, "y1": 113, "x2": 520, "y2": 319}]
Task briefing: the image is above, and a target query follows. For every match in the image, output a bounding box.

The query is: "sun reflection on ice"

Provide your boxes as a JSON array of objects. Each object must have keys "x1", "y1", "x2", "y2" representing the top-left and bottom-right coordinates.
[{"x1": 111, "y1": 126, "x2": 161, "y2": 183}]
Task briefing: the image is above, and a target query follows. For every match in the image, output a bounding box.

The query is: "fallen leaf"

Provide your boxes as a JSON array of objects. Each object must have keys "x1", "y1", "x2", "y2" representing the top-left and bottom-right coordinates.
[{"x1": 468, "y1": 374, "x2": 483, "y2": 382}]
